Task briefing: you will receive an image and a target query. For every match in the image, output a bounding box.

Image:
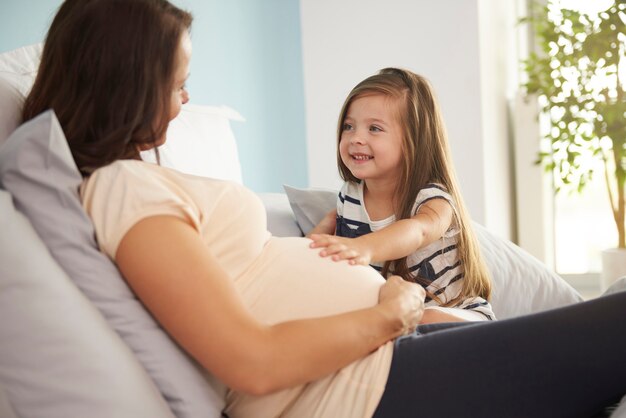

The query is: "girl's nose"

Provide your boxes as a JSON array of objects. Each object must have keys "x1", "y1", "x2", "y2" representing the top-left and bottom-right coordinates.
[
  {"x1": 182, "y1": 89, "x2": 190, "y2": 105},
  {"x1": 350, "y1": 130, "x2": 366, "y2": 145}
]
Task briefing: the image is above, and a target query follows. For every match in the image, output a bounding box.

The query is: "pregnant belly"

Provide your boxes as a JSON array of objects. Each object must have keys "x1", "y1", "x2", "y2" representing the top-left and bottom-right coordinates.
[{"x1": 233, "y1": 236, "x2": 386, "y2": 324}]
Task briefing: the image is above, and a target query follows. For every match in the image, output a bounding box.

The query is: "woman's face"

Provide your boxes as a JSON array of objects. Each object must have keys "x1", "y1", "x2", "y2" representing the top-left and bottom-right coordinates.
[
  {"x1": 150, "y1": 31, "x2": 191, "y2": 148},
  {"x1": 169, "y1": 30, "x2": 192, "y2": 123}
]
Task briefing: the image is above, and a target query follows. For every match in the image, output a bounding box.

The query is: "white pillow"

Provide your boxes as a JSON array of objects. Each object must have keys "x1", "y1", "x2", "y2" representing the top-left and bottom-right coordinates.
[
  {"x1": 283, "y1": 185, "x2": 583, "y2": 319},
  {"x1": 141, "y1": 104, "x2": 244, "y2": 183},
  {"x1": 0, "y1": 43, "x2": 41, "y2": 95},
  {"x1": 0, "y1": 44, "x2": 42, "y2": 145},
  {"x1": 0, "y1": 45, "x2": 245, "y2": 185},
  {"x1": 603, "y1": 276, "x2": 626, "y2": 296}
]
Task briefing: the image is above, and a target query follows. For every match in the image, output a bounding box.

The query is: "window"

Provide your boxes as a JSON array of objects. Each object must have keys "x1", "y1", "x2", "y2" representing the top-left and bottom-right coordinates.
[{"x1": 517, "y1": 0, "x2": 624, "y2": 294}]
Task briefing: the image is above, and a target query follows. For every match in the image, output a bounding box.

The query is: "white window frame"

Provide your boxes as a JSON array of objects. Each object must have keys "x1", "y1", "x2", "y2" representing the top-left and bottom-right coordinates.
[{"x1": 512, "y1": 0, "x2": 601, "y2": 296}]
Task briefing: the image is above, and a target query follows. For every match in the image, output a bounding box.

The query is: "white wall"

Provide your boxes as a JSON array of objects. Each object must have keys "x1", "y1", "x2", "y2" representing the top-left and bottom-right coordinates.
[
  {"x1": 477, "y1": 0, "x2": 522, "y2": 240},
  {"x1": 0, "y1": 0, "x2": 309, "y2": 194},
  {"x1": 300, "y1": 0, "x2": 522, "y2": 240}
]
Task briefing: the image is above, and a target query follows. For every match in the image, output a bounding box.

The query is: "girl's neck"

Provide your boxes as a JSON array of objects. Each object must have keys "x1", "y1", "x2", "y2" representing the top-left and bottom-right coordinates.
[{"x1": 362, "y1": 179, "x2": 398, "y2": 221}]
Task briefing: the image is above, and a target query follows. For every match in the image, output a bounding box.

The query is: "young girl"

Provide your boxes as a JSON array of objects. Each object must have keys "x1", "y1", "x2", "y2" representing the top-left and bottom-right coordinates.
[{"x1": 309, "y1": 68, "x2": 494, "y2": 322}]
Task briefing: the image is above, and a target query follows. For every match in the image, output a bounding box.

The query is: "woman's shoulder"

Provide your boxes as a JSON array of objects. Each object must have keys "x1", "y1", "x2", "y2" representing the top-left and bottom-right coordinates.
[
  {"x1": 87, "y1": 159, "x2": 177, "y2": 187},
  {"x1": 91, "y1": 159, "x2": 158, "y2": 177},
  {"x1": 82, "y1": 160, "x2": 172, "y2": 201},
  {"x1": 86, "y1": 159, "x2": 140, "y2": 182}
]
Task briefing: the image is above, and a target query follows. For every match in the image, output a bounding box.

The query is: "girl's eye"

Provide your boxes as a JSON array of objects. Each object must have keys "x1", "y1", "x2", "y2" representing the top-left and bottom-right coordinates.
[
  {"x1": 180, "y1": 84, "x2": 187, "y2": 91},
  {"x1": 342, "y1": 123, "x2": 353, "y2": 131},
  {"x1": 370, "y1": 125, "x2": 382, "y2": 132}
]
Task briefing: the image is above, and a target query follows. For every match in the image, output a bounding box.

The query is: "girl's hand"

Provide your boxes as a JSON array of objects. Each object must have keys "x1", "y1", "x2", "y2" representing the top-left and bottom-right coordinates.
[
  {"x1": 309, "y1": 234, "x2": 373, "y2": 265},
  {"x1": 378, "y1": 275, "x2": 425, "y2": 336}
]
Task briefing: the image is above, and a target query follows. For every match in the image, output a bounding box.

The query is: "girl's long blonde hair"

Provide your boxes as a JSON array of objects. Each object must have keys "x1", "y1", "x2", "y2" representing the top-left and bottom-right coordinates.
[{"x1": 337, "y1": 68, "x2": 491, "y2": 304}]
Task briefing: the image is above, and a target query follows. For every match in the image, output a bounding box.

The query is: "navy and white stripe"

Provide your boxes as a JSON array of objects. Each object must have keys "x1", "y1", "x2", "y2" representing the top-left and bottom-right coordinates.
[{"x1": 336, "y1": 181, "x2": 495, "y2": 320}]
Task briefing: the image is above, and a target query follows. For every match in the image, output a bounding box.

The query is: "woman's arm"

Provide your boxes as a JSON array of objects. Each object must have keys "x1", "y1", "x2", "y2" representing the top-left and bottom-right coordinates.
[
  {"x1": 116, "y1": 215, "x2": 424, "y2": 395},
  {"x1": 310, "y1": 198, "x2": 454, "y2": 265}
]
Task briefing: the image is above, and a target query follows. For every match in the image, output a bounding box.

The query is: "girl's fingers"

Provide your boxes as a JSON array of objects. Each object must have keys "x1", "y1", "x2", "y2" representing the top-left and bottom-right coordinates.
[
  {"x1": 332, "y1": 249, "x2": 356, "y2": 261},
  {"x1": 319, "y1": 243, "x2": 345, "y2": 257},
  {"x1": 309, "y1": 234, "x2": 334, "y2": 248}
]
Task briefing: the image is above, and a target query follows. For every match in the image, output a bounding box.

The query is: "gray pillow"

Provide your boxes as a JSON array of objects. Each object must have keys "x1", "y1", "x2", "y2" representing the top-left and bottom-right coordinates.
[
  {"x1": 257, "y1": 192, "x2": 303, "y2": 237},
  {"x1": 0, "y1": 189, "x2": 173, "y2": 418},
  {"x1": 0, "y1": 385, "x2": 17, "y2": 418},
  {"x1": 283, "y1": 184, "x2": 337, "y2": 235},
  {"x1": 0, "y1": 111, "x2": 225, "y2": 418},
  {"x1": 283, "y1": 184, "x2": 583, "y2": 319}
]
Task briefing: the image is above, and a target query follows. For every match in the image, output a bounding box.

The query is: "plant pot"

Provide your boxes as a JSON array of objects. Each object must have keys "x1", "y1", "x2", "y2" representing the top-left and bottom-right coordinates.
[{"x1": 600, "y1": 248, "x2": 626, "y2": 292}]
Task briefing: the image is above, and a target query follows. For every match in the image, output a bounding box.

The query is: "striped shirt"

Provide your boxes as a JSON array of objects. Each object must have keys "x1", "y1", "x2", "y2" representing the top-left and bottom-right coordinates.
[{"x1": 336, "y1": 181, "x2": 494, "y2": 320}]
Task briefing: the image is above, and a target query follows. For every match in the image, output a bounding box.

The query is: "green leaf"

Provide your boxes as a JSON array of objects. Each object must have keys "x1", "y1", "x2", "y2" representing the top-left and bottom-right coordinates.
[{"x1": 520, "y1": 0, "x2": 626, "y2": 201}]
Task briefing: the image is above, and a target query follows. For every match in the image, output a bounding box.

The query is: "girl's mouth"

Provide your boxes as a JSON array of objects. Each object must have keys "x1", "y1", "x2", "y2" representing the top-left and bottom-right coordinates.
[{"x1": 351, "y1": 154, "x2": 373, "y2": 161}]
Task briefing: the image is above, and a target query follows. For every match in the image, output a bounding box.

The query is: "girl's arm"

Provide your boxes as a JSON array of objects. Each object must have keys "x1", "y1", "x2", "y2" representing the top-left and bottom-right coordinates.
[
  {"x1": 306, "y1": 208, "x2": 337, "y2": 237},
  {"x1": 116, "y1": 215, "x2": 424, "y2": 396},
  {"x1": 310, "y1": 197, "x2": 453, "y2": 265}
]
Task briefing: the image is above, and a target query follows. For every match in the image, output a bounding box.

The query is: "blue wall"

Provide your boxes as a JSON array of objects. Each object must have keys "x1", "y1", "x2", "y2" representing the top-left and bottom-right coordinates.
[{"x1": 0, "y1": 0, "x2": 308, "y2": 192}]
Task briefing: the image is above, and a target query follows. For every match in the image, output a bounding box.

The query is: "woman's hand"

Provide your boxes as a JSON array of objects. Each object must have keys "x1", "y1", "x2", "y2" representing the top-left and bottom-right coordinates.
[
  {"x1": 309, "y1": 234, "x2": 373, "y2": 266},
  {"x1": 378, "y1": 275, "x2": 425, "y2": 337}
]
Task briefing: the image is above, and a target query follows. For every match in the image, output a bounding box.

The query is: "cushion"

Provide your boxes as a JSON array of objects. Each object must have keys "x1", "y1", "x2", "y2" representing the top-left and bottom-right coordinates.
[
  {"x1": 0, "y1": 45, "x2": 244, "y2": 187},
  {"x1": 257, "y1": 192, "x2": 303, "y2": 237},
  {"x1": 141, "y1": 103, "x2": 244, "y2": 184},
  {"x1": 0, "y1": 385, "x2": 17, "y2": 418},
  {"x1": 283, "y1": 185, "x2": 584, "y2": 319},
  {"x1": 0, "y1": 43, "x2": 41, "y2": 95},
  {"x1": 0, "y1": 111, "x2": 225, "y2": 418},
  {"x1": 473, "y1": 222, "x2": 583, "y2": 318},
  {"x1": 0, "y1": 44, "x2": 41, "y2": 145},
  {"x1": 283, "y1": 184, "x2": 337, "y2": 235},
  {"x1": 611, "y1": 395, "x2": 626, "y2": 418},
  {"x1": 603, "y1": 277, "x2": 626, "y2": 296},
  {"x1": 0, "y1": 189, "x2": 173, "y2": 418}
]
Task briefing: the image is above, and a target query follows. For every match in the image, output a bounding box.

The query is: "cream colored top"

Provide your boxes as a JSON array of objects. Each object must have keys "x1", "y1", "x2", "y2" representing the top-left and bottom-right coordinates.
[{"x1": 81, "y1": 160, "x2": 393, "y2": 418}]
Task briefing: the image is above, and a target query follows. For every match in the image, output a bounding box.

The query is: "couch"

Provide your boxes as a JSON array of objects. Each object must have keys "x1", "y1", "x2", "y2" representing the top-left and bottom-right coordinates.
[{"x1": 0, "y1": 44, "x2": 622, "y2": 418}]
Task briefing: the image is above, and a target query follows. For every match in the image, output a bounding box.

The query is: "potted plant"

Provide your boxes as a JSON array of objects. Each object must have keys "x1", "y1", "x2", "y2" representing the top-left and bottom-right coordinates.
[{"x1": 520, "y1": 0, "x2": 625, "y2": 288}]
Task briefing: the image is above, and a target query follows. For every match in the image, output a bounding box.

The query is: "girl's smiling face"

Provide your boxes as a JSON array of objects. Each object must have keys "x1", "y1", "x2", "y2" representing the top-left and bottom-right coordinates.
[{"x1": 339, "y1": 93, "x2": 404, "y2": 187}]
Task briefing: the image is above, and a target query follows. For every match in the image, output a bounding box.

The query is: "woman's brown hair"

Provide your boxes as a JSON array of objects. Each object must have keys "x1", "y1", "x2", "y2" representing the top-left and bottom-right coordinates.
[
  {"x1": 22, "y1": 0, "x2": 192, "y2": 176},
  {"x1": 336, "y1": 68, "x2": 492, "y2": 304}
]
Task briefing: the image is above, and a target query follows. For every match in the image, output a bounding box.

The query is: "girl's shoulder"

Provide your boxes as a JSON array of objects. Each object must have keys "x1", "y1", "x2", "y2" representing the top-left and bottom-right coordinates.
[
  {"x1": 338, "y1": 181, "x2": 363, "y2": 204},
  {"x1": 421, "y1": 182, "x2": 448, "y2": 194},
  {"x1": 413, "y1": 183, "x2": 455, "y2": 212}
]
